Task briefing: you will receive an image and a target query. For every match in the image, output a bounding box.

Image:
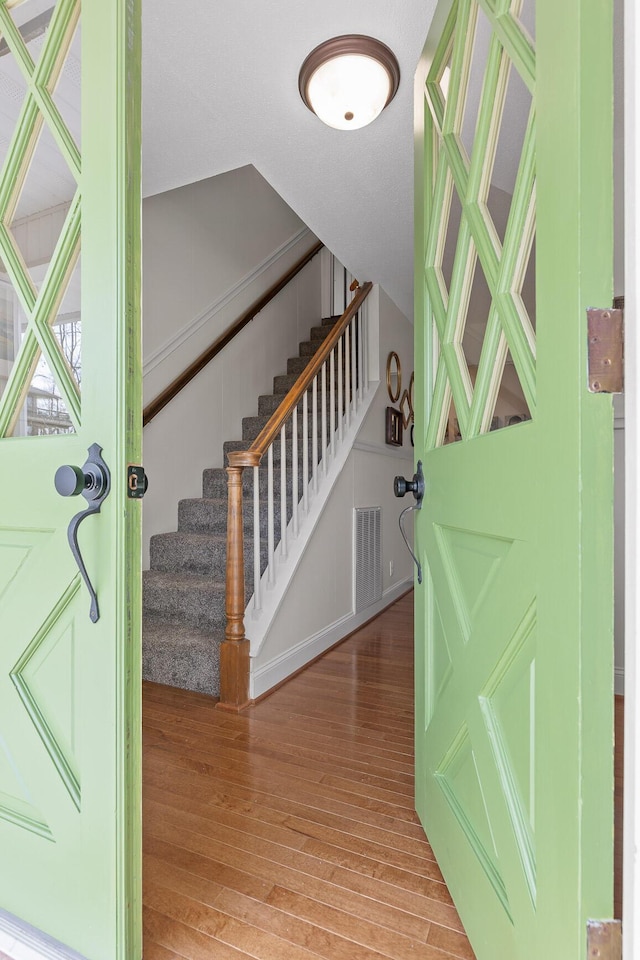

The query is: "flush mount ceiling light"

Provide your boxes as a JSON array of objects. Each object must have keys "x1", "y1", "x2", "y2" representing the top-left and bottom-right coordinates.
[{"x1": 298, "y1": 35, "x2": 400, "y2": 131}]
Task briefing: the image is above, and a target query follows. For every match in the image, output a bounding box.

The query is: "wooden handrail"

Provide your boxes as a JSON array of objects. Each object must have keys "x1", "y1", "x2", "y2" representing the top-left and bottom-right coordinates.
[
  {"x1": 143, "y1": 239, "x2": 324, "y2": 427},
  {"x1": 227, "y1": 281, "x2": 373, "y2": 469}
]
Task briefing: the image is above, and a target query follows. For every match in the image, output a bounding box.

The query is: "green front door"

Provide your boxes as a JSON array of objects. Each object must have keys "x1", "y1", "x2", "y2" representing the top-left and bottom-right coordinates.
[
  {"x1": 0, "y1": 2, "x2": 141, "y2": 958},
  {"x1": 414, "y1": 0, "x2": 615, "y2": 957}
]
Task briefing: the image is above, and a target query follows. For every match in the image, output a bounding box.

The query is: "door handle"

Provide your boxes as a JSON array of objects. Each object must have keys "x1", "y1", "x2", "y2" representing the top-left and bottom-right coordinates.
[
  {"x1": 393, "y1": 461, "x2": 425, "y2": 506},
  {"x1": 393, "y1": 460, "x2": 425, "y2": 584},
  {"x1": 54, "y1": 443, "x2": 111, "y2": 623}
]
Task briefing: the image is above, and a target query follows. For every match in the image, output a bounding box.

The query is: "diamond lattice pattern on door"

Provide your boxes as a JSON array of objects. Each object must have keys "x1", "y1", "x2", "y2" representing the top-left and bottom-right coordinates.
[
  {"x1": 0, "y1": 0, "x2": 80, "y2": 439},
  {"x1": 423, "y1": 0, "x2": 536, "y2": 449}
]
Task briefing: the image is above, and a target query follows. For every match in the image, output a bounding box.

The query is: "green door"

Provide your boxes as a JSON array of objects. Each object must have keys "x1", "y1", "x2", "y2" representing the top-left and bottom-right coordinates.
[
  {"x1": 414, "y1": 0, "x2": 614, "y2": 957},
  {"x1": 0, "y1": 2, "x2": 141, "y2": 958}
]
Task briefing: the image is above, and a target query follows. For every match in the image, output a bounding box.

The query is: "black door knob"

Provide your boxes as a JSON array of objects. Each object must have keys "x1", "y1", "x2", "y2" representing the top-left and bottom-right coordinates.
[
  {"x1": 55, "y1": 460, "x2": 109, "y2": 502},
  {"x1": 54, "y1": 464, "x2": 86, "y2": 498},
  {"x1": 393, "y1": 461, "x2": 425, "y2": 504}
]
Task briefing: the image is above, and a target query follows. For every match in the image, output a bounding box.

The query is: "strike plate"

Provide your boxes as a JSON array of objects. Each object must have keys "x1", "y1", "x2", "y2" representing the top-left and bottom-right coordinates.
[
  {"x1": 127, "y1": 465, "x2": 148, "y2": 499},
  {"x1": 587, "y1": 920, "x2": 622, "y2": 960},
  {"x1": 587, "y1": 307, "x2": 624, "y2": 393}
]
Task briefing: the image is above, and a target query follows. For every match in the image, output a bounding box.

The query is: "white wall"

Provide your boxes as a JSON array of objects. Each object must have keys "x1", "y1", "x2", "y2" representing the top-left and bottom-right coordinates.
[
  {"x1": 251, "y1": 286, "x2": 416, "y2": 698},
  {"x1": 142, "y1": 165, "x2": 322, "y2": 566}
]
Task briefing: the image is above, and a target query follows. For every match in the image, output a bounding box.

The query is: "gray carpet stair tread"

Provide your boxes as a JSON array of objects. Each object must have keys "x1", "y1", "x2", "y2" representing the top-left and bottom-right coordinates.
[{"x1": 142, "y1": 617, "x2": 223, "y2": 696}]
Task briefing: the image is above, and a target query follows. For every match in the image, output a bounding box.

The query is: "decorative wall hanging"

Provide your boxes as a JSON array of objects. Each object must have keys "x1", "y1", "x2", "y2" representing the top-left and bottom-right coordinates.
[
  {"x1": 386, "y1": 351, "x2": 401, "y2": 403},
  {"x1": 386, "y1": 353, "x2": 414, "y2": 445},
  {"x1": 385, "y1": 407, "x2": 403, "y2": 446}
]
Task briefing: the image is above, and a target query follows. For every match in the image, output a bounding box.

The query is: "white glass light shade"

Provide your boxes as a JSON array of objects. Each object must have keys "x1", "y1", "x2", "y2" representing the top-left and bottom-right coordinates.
[
  {"x1": 299, "y1": 36, "x2": 400, "y2": 131},
  {"x1": 307, "y1": 54, "x2": 392, "y2": 130}
]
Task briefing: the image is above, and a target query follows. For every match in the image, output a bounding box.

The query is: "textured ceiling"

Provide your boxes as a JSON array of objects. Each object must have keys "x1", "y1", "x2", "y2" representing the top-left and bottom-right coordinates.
[{"x1": 142, "y1": 0, "x2": 438, "y2": 321}]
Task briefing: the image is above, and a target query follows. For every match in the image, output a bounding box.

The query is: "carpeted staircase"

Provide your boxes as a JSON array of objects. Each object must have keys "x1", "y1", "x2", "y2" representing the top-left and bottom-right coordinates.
[{"x1": 142, "y1": 315, "x2": 341, "y2": 697}]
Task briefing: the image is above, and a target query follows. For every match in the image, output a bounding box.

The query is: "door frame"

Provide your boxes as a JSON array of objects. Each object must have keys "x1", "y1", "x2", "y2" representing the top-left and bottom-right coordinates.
[{"x1": 625, "y1": 0, "x2": 640, "y2": 951}]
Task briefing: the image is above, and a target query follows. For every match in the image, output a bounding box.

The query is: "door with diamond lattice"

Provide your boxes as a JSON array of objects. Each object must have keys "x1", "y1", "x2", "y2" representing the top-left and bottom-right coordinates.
[
  {"x1": 0, "y1": 2, "x2": 141, "y2": 958},
  {"x1": 414, "y1": 0, "x2": 615, "y2": 956}
]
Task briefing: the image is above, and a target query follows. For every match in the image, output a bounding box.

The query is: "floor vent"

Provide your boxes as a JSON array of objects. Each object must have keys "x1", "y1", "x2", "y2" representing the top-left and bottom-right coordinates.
[{"x1": 354, "y1": 507, "x2": 382, "y2": 612}]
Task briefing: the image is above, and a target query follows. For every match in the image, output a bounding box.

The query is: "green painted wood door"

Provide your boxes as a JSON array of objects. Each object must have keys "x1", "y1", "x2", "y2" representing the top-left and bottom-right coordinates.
[
  {"x1": 0, "y1": 2, "x2": 141, "y2": 958},
  {"x1": 414, "y1": 0, "x2": 615, "y2": 956}
]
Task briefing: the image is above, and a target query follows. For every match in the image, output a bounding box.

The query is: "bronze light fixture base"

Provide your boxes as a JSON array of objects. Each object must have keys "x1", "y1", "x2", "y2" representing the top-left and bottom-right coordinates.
[{"x1": 298, "y1": 35, "x2": 401, "y2": 130}]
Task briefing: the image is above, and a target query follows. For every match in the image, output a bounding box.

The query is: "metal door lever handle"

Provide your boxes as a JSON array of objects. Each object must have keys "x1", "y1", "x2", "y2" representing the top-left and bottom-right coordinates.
[
  {"x1": 54, "y1": 443, "x2": 111, "y2": 623},
  {"x1": 393, "y1": 460, "x2": 425, "y2": 584}
]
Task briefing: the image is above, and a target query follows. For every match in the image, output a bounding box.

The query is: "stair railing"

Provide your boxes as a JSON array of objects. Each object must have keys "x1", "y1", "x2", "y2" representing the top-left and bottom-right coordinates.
[
  {"x1": 143, "y1": 240, "x2": 323, "y2": 427},
  {"x1": 218, "y1": 280, "x2": 373, "y2": 710}
]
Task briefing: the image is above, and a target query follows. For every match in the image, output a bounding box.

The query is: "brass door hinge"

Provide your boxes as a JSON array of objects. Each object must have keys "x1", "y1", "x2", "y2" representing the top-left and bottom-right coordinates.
[
  {"x1": 587, "y1": 307, "x2": 624, "y2": 394},
  {"x1": 587, "y1": 920, "x2": 622, "y2": 959}
]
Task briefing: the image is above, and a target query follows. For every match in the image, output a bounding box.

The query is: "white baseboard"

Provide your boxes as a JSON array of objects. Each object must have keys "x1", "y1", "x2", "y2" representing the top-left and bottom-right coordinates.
[
  {"x1": 615, "y1": 666, "x2": 625, "y2": 696},
  {"x1": 0, "y1": 909, "x2": 88, "y2": 960},
  {"x1": 250, "y1": 578, "x2": 412, "y2": 700}
]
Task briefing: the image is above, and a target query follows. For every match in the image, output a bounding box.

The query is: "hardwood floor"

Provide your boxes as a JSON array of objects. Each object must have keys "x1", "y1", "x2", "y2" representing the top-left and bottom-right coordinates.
[
  {"x1": 142, "y1": 592, "x2": 476, "y2": 960},
  {"x1": 143, "y1": 595, "x2": 626, "y2": 958}
]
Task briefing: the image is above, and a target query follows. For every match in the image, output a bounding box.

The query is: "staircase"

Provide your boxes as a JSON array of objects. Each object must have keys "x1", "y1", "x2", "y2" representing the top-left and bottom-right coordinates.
[{"x1": 142, "y1": 315, "x2": 341, "y2": 696}]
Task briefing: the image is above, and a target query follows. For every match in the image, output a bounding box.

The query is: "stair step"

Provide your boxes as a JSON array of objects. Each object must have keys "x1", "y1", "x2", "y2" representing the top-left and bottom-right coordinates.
[
  {"x1": 287, "y1": 356, "x2": 310, "y2": 376},
  {"x1": 202, "y1": 466, "x2": 304, "y2": 500},
  {"x1": 143, "y1": 570, "x2": 226, "y2": 632},
  {"x1": 299, "y1": 339, "x2": 322, "y2": 357},
  {"x1": 243, "y1": 411, "x2": 336, "y2": 442},
  {"x1": 310, "y1": 321, "x2": 338, "y2": 341},
  {"x1": 273, "y1": 373, "x2": 299, "y2": 395},
  {"x1": 150, "y1": 531, "x2": 227, "y2": 576},
  {"x1": 179, "y1": 497, "x2": 250, "y2": 535},
  {"x1": 178, "y1": 496, "x2": 295, "y2": 538},
  {"x1": 224, "y1": 438, "x2": 323, "y2": 469},
  {"x1": 256, "y1": 392, "x2": 341, "y2": 420},
  {"x1": 142, "y1": 617, "x2": 222, "y2": 696},
  {"x1": 322, "y1": 315, "x2": 342, "y2": 326}
]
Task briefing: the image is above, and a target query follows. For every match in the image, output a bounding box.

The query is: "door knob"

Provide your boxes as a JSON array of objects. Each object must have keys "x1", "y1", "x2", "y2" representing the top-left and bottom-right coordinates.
[
  {"x1": 393, "y1": 460, "x2": 424, "y2": 585},
  {"x1": 54, "y1": 443, "x2": 111, "y2": 623},
  {"x1": 394, "y1": 461, "x2": 425, "y2": 506}
]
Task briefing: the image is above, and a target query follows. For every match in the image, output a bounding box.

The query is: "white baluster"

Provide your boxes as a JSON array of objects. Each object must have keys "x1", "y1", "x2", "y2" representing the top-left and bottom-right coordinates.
[
  {"x1": 351, "y1": 316, "x2": 357, "y2": 417},
  {"x1": 363, "y1": 302, "x2": 369, "y2": 390},
  {"x1": 330, "y1": 347, "x2": 336, "y2": 460},
  {"x1": 321, "y1": 360, "x2": 327, "y2": 475},
  {"x1": 338, "y1": 335, "x2": 344, "y2": 442},
  {"x1": 253, "y1": 465, "x2": 261, "y2": 612},
  {"x1": 345, "y1": 325, "x2": 351, "y2": 429},
  {"x1": 292, "y1": 406, "x2": 299, "y2": 536},
  {"x1": 280, "y1": 425, "x2": 287, "y2": 560},
  {"x1": 267, "y1": 444, "x2": 274, "y2": 585},
  {"x1": 312, "y1": 375, "x2": 318, "y2": 494},
  {"x1": 358, "y1": 310, "x2": 364, "y2": 404},
  {"x1": 303, "y1": 390, "x2": 309, "y2": 512}
]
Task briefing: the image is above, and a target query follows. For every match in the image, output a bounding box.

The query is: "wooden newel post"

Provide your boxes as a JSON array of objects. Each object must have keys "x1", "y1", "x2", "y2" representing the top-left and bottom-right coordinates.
[{"x1": 217, "y1": 463, "x2": 250, "y2": 711}]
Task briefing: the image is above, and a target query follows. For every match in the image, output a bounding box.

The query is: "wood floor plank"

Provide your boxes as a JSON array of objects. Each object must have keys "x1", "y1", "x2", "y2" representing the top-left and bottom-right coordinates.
[
  {"x1": 143, "y1": 756, "x2": 430, "y2": 844},
  {"x1": 144, "y1": 906, "x2": 248, "y2": 960},
  {"x1": 146, "y1": 879, "x2": 334, "y2": 960},
  {"x1": 145, "y1": 785, "x2": 464, "y2": 932},
  {"x1": 143, "y1": 762, "x2": 435, "y2": 857},
  {"x1": 144, "y1": 714, "x2": 415, "y2": 789},
  {"x1": 212, "y1": 887, "x2": 453, "y2": 960},
  {"x1": 145, "y1": 832, "x2": 441, "y2": 942},
  {"x1": 145, "y1": 747, "x2": 422, "y2": 824},
  {"x1": 262, "y1": 885, "x2": 432, "y2": 960}
]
